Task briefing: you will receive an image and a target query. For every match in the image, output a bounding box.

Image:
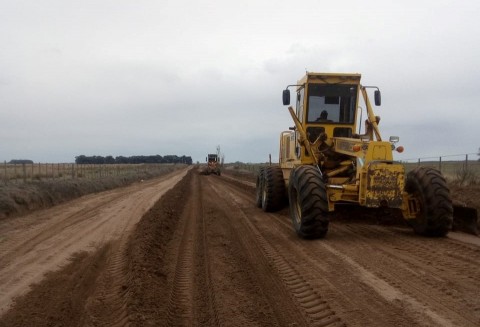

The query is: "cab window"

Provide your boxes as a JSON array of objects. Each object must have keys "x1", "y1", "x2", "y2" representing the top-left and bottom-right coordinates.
[{"x1": 307, "y1": 84, "x2": 357, "y2": 124}]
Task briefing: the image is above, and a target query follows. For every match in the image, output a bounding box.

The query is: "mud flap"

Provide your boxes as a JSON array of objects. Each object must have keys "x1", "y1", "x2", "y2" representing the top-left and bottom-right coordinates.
[{"x1": 452, "y1": 205, "x2": 479, "y2": 235}]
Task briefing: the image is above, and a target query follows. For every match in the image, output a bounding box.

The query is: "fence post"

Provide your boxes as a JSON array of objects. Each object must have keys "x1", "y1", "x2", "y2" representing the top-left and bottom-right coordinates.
[
  {"x1": 3, "y1": 161, "x2": 6, "y2": 184},
  {"x1": 417, "y1": 158, "x2": 420, "y2": 167},
  {"x1": 22, "y1": 163, "x2": 27, "y2": 183},
  {"x1": 465, "y1": 154, "x2": 469, "y2": 171},
  {"x1": 439, "y1": 156, "x2": 442, "y2": 173}
]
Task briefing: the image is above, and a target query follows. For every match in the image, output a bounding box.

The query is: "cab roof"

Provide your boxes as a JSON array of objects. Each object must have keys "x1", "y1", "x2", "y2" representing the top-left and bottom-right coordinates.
[{"x1": 297, "y1": 72, "x2": 362, "y2": 86}]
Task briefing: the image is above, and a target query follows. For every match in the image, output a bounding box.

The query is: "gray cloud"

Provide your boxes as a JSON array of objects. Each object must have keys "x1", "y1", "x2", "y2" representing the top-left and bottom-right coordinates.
[{"x1": 1, "y1": 0, "x2": 479, "y2": 163}]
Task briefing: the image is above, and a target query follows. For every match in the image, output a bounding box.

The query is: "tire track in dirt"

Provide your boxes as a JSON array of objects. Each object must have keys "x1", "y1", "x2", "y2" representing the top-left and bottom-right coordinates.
[
  {"x1": 300, "y1": 224, "x2": 476, "y2": 325},
  {"x1": 201, "y1": 179, "x2": 304, "y2": 326},
  {"x1": 217, "y1": 173, "x2": 480, "y2": 326},
  {"x1": 83, "y1": 240, "x2": 131, "y2": 326},
  {"x1": 165, "y1": 171, "x2": 201, "y2": 325},
  {"x1": 330, "y1": 223, "x2": 480, "y2": 326},
  {"x1": 206, "y1": 176, "x2": 344, "y2": 326},
  {"x1": 193, "y1": 174, "x2": 221, "y2": 326},
  {"x1": 165, "y1": 212, "x2": 196, "y2": 325},
  {"x1": 213, "y1": 178, "x2": 380, "y2": 326},
  {"x1": 217, "y1": 174, "x2": 355, "y2": 325},
  {"x1": 162, "y1": 172, "x2": 221, "y2": 326},
  {"x1": 250, "y1": 231, "x2": 345, "y2": 327}
]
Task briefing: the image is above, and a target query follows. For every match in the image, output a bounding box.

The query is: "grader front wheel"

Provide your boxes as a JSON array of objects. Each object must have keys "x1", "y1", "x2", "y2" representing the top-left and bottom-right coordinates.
[
  {"x1": 405, "y1": 167, "x2": 453, "y2": 237},
  {"x1": 288, "y1": 166, "x2": 329, "y2": 238}
]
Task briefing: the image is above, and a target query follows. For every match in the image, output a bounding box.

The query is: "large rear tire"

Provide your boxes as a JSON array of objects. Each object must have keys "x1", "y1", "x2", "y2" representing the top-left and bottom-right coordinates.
[
  {"x1": 255, "y1": 168, "x2": 265, "y2": 208},
  {"x1": 261, "y1": 166, "x2": 286, "y2": 212},
  {"x1": 288, "y1": 166, "x2": 329, "y2": 238},
  {"x1": 405, "y1": 167, "x2": 453, "y2": 237}
]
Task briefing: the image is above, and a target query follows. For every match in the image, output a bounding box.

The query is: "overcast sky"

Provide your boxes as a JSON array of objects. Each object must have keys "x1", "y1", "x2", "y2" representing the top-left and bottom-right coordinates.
[{"x1": 1, "y1": 0, "x2": 479, "y2": 164}]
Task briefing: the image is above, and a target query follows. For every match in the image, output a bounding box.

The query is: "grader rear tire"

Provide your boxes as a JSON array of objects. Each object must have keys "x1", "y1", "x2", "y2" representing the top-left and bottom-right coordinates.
[
  {"x1": 255, "y1": 168, "x2": 265, "y2": 208},
  {"x1": 405, "y1": 167, "x2": 453, "y2": 237},
  {"x1": 288, "y1": 166, "x2": 329, "y2": 238},
  {"x1": 261, "y1": 166, "x2": 286, "y2": 212}
]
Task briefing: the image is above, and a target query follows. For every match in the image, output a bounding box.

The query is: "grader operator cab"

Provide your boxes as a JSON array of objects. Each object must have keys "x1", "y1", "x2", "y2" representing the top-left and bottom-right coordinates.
[{"x1": 256, "y1": 72, "x2": 477, "y2": 238}]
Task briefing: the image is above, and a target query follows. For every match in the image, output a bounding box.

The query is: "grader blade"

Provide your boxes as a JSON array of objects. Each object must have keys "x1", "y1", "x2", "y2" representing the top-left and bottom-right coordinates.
[{"x1": 452, "y1": 204, "x2": 479, "y2": 235}]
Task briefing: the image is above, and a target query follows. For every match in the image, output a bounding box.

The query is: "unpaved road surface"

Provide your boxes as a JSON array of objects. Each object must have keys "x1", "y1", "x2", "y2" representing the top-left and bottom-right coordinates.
[
  {"x1": 1, "y1": 168, "x2": 479, "y2": 326},
  {"x1": 0, "y1": 168, "x2": 189, "y2": 316}
]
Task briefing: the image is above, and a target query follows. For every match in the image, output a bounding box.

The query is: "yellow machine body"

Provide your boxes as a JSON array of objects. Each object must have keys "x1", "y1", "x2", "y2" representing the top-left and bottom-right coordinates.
[
  {"x1": 257, "y1": 71, "x2": 471, "y2": 238},
  {"x1": 258, "y1": 71, "x2": 472, "y2": 238},
  {"x1": 203, "y1": 153, "x2": 221, "y2": 176},
  {"x1": 279, "y1": 72, "x2": 415, "y2": 216}
]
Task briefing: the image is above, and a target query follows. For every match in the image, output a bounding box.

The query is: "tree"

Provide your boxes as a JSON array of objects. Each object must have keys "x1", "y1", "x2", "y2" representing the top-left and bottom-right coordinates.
[
  {"x1": 9, "y1": 159, "x2": 33, "y2": 164},
  {"x1": 105, "y1": 156, "x2": 115, "y2": 164},
  {"x1": 75, "y1": 154, "x2": 193, "y2": 165}
]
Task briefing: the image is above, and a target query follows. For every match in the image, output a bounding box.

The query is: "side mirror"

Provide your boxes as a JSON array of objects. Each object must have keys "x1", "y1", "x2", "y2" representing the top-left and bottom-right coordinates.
[
  {"x1": 389, "y1": 136, "x2": 399, "y2": 143},
  {"x1": 282, "y1": 89, "x2": 290, "y2": 105},
  {"x1": 374, "y1": 90, "x2": 381, "y2": 106}
]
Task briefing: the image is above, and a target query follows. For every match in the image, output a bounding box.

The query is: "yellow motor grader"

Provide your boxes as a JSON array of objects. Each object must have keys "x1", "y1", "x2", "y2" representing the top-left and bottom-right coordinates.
[
  {"x1": 201, "y1": 153, "x2": 221, "y2": 176},
  {"x1": 256, "y1": 72, "x2": 477, "y2": 238}
]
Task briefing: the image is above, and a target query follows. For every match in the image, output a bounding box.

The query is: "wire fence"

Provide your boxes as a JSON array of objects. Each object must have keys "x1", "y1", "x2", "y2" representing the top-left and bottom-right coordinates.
[
  {"x1": 1, "y1": 162, "x2": 177, "y2": 184},
  {"x1": 226, "y1": 153, "x2": 480, "y2": 182},
  {"x1": 400, "y1": 153, "x2": 480, "y2": 181}
]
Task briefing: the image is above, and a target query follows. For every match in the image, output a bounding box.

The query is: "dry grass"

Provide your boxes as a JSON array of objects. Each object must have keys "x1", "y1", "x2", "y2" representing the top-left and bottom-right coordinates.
[{"x1": 0, "y1": 165, "x2": 185, "y2": 219}]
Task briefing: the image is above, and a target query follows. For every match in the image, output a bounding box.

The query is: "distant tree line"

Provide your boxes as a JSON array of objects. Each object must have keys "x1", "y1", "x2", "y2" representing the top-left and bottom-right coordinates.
[
  {"x1": 8, "y1": 159, "x2": 34, "y2": 164},
  {"x1": 75, "y1": 155, "x2": 192, "y2": 165}
]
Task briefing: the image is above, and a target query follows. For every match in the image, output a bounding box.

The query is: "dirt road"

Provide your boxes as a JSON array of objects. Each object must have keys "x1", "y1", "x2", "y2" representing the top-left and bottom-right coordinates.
[
  {"x1": 1, "y1": 168, "x2": 479, "y2": 326},
  {"x1": 0, "y1": 168, "x2": 189, "y2": 316}
]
